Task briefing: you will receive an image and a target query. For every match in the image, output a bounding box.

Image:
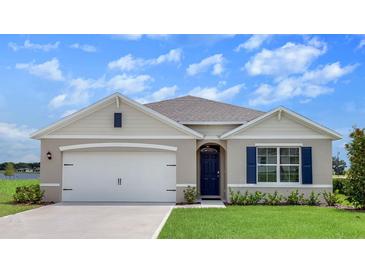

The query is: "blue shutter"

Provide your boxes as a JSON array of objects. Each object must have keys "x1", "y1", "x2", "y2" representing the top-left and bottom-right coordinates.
[
  {"x1": 247, "y1": 147, "x2": 256, "y2": 184},
  {"x1": 114, "y1": 113, "x2": 122, "y2": 128},
  {"x1": 301, "y1": 147, "x2": 312, "y2": 184}
]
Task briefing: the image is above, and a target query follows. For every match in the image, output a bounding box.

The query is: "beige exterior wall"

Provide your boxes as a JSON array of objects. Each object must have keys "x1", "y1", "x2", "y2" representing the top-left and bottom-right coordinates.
[
  {"x1": 232, "y1": 112, "x2": 326, "y2": 138},
  {"x1": 40, "y1": 138, "x2": 197, "y2": 203},
  {"x1": 187, "y1": 124, "x2": 240, "y2": 137},
  {"x1": 226, "y1": 139, "x2": 332, "y2": 199},
  {"x1": 49, "y1": 101, "x2": 189, "y2": 137}
]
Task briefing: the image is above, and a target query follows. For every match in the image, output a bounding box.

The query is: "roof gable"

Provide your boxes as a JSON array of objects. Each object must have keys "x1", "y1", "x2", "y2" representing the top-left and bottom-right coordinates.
[
  {"x1": 145, "y1": 95, "x2": 264, "y2": 124},
  {"x1": 220, "y1": 107, "x2": 342, "y2": 140},
  {"x1": 31, "y1": 93, "x2": 203, "y2": 139}
]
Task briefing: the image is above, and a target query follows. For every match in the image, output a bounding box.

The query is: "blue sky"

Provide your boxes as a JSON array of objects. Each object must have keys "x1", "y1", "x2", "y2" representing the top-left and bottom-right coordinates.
[{"x1": 0, "y1": 34, "x2": 364, "y2": 163}]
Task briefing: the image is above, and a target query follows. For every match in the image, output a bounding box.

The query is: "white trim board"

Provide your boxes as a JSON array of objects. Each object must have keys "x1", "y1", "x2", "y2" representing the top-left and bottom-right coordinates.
[
  {"x1": 181, "y1": 121, "x2": 245, "y2": 125},
  {"x1": 176, "y1": 184, "x2": 196, "y2": 187},
  {"x1": 255, "y1": 143, "x2": 303, "y2": 147},
  {"x1": 227, "y1": 184, "x2": 332, "y2": 188},
  {"x1": 59, "y1": 143, "x2": 178, "y2": 152},
  {"x1": 31, "y1": 92, "x2": 203, "y2": 140},
  {"x1": 40, "y1": 183, "x2": 60, "y2": 187},
  {"x1": 41, "y1": 135, "x2": 195, "y2": 140},
  {"x1": 220, "y1": 106, "x2": 342, "y2": 140}
]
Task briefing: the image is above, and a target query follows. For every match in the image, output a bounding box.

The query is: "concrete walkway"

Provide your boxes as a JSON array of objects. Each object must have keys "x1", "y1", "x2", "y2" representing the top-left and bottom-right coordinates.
[
  {"x1": 176, "y1": 200, "x2": 226, "y2": 208},
  {"x1": 0, "y1": 203, "x2": 173, "y2": 239}
]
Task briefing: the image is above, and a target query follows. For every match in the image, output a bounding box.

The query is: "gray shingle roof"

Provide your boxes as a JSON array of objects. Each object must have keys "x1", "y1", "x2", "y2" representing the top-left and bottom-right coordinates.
[{"x1": 145, "y1": 95, "x2": 265, "y2": 124}]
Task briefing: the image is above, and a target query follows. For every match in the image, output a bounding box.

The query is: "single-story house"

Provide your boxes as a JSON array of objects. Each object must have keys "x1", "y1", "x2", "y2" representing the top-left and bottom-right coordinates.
[{"x1": 31, "y1": 93, "x2": 341, "y2": 203}]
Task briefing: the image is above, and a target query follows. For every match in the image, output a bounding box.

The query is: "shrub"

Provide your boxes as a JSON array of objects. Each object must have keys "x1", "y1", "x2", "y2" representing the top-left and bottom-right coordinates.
[
  {"x1": 264, "y1": 191, "x2": 283, "y2": 205},
  {"x1": 306, "y1": 191, "x2": 321, "y2": 206},
  {"x1": 13, "y1": 185, "x2": 44, "y2": 204},
  {"x1": 333, "y1": 178, "x2": 347, "y2": 194},
  {"x1": 229, "y1": 190, "x2": 265, "y2": 205},
  {"x1": 322, "y1": 191, "x2": 339, "y2": 206},
  {"x1": 237, "y1": 191, "x2": 250, "y2": 205},
  {"x1": 183, "y1": 186, "x2": 198, "y2": 204},
  {"x1": 286, "y1": 189, "x2": 304, "y2": 205},
  {"x1": 247, "y1": 191, "x2": 265, "y2": 205},
  {"x1": 229, "y1": 188, "x2": 241, "y2": 205},
  {"x1": 345, "y1": 128, "x2": 365, "y2": 208}
]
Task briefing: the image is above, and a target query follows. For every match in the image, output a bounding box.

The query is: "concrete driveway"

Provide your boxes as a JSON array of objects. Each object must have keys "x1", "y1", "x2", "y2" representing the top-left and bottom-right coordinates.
[{"x1": 0, "y1": 203, "x2": 173, "y2": 239}]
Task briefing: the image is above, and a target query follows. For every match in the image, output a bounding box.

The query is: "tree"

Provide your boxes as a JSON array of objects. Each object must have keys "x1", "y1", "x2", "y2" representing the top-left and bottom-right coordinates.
[
  {"x1": 345, "y1": 127, "x2": 365, "y2": 208},
  {"x1": 4, "y1": 162, "x2": 15, "y2": 177},
  {"x1": 332, "y1": 154, "x2": 347, "y2": 175}
]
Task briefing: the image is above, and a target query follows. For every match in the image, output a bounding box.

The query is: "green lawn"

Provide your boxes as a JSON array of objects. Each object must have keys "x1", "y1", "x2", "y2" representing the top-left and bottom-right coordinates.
[
  {"x1": 0, "y1": 179, "x2": 40, "y2": 217},
  {"x1": 159, "y1": 206, "x2": 365, "y2": 239}
]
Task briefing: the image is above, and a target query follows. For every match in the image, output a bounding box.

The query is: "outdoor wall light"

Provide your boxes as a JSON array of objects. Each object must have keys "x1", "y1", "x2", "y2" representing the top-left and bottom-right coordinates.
[{"x1": 46, "y1": 151, "x2": 52, "y2": 160}]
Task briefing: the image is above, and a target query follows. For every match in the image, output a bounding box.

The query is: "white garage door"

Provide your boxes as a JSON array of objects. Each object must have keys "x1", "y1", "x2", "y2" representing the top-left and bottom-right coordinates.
[{"x1": 62, "y1": 151, "x2": 176, "y2": 202}]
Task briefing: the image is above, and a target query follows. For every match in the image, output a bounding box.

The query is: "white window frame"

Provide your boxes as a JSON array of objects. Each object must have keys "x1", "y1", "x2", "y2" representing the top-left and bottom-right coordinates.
[{"x1": 256, "y1": 147, "x2": 301, "y2": 184}]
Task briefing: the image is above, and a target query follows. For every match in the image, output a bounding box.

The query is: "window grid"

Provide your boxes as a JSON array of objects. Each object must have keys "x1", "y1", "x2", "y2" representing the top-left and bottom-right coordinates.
[{"x1": 256, "y1": 147, "x2": 301, "y2": 184}]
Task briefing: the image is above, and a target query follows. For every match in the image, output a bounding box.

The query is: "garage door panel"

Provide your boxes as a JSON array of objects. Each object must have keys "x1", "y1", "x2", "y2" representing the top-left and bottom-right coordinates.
[{"x1": 62, "y1": 151, "x2": 176, "y2": 202}]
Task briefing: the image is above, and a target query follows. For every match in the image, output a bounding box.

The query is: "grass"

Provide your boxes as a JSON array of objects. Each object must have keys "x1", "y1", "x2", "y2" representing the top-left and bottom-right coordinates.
[
  {"x1": 159, "y1": 206, "x2": 365, "y2": 239},
  {"x1": 0, "y1": 179, "x2": 40, "y2": 217}
]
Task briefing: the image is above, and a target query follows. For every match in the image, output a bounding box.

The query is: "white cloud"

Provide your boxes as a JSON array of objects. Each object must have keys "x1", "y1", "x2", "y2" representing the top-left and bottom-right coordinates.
[
  {"x1": 0, "y1": 122, "x2": 35, "y2": 139},
  {"x1": 357, "y1": 39, "x2": 365, "y2": 49},
  {"x1": 301, "y1": 62, "x2": 357, "y2": 84},
  {"x1": 249, "y1": 62, "x2": 356, "y2": 106},
  {"x1": 61, "y1": 109, "x2": 78, "y2": 118},
  {"x1": 70, "y1": 43, "x2": 97, "y2": 53},
  {"x1": 108, "y1": 54, "x2": 145, "y2": 71},
  {"x1": 107, "y1": 74, "x2": 153, "y2": 94},
  {"x1": 186, "y1": 54, "x2": 225, "y2": 76},
  {"x1": 48, "y1": 77, "x2": 105, "y2": 109},
  {"x1": 0, "y1": 122, "x2": 39, "y2": 162},
  {"x1": 108, "y1": 49, "x2": 182, "y2": 71},
  {"x1": 15, "y1": 58, "x2": 64, "y2": 81},
  {"x1": 137, "y1": 86, "x2": 178, "y2": 103},
  {"x1": 235, "y1": 34, "x2": 271, "y2": 51},
  {"x1": 188, "y1": 84, "x2": 243, "y2": 101},
  {"x1": 49, "y1": 90, "x2": 90, "y2": 109},
  {"x1": 8, "y1": 40, "x2": 59, "y2": 52},
  {"x1": 152, "y1": 49, "x2": 182, "y2": 64},
  {"x1": 245, "y1": 38, "x2": 327, "y2": 76},
  {"x1": 48, "y1": 73, "x2": 153, "y2": 109}
]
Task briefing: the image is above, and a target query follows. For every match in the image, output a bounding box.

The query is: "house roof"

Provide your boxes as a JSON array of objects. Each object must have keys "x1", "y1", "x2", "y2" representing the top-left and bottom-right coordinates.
[{"x1": 145, "y1": 95, "x2": 265, "y2": 124}]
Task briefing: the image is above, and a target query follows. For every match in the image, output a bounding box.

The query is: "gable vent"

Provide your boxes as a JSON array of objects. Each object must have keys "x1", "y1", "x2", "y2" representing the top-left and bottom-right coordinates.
[{"x1": 114, "y1": 113, "x2": 122, "y2": 128}]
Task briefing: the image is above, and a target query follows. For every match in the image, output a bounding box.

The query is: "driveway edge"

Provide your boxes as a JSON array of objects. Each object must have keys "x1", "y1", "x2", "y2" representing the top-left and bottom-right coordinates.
[{"x1": 152, "y1": 206, "x2": 174, "y2": 239}]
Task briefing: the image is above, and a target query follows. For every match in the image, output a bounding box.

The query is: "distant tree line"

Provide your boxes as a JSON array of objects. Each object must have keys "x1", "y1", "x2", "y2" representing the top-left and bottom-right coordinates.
[{"x1": 0, "y1": 162, "x2": 40, "y2": 171}]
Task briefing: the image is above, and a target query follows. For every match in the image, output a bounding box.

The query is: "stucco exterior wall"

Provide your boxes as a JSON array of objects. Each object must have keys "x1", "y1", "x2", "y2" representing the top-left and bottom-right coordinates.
[
  {"x1": 226, "y1": 138, "x2": 332, "y2": 187},
  {"x1": 40, "y1": 138, "x2": 197, "y2": 203},
  {"x1": 49, "y1": 101, "x2": 189, "y2": 137}
]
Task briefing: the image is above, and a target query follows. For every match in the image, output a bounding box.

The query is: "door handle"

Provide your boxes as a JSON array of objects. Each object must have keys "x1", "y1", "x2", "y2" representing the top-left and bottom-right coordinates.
[{"x1": 117, "y1": 178, "x2": 122, "y2": 185}]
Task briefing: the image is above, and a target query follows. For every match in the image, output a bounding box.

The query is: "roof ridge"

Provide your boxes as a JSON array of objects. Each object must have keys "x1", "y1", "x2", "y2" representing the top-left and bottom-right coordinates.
[{"x1": 145, "y1": 95, "x2": 265, "y2": 113}]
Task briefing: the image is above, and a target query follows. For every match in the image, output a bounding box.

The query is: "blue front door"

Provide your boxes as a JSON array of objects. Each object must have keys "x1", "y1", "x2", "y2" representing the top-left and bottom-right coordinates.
[{"x1": 200, "y1": 145, "x2": 220, "y2": 196}]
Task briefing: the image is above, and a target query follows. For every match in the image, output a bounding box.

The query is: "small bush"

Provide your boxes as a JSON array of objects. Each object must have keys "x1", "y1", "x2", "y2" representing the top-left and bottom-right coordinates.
[
  {"x1": 322, "y1": 191, "x2": 339, "y2": 206},
  {"x1": 229, "y1": 189, "x2": 239, "y2": 205},
  {"x1": 237, "y1": 191, "x2": 249, "y2": 205},
  {"x1": 264, "y1": 191, "x2": 283, "y2": 205},
  {"x1": 13, "y1": 185, "x2": 44, "y2": 204},
  {"x1": 247, "y1": 191, "x2": 265, "y2": 205},
  {"x1": 306, "y1": 191, "x2": 321, "y2": 206},
  {"x1": 229, "y1": 190, "x2": 265, "y2": 205},
  {"x1": 333, "y1": 178, "x2": 347, "y2": 194},
  {"x1": 286, "y1": 189, "x2": 304, "y2": 205},
  {"x1": 183, "y1": 186, "x2": 198, "y2": 204}
]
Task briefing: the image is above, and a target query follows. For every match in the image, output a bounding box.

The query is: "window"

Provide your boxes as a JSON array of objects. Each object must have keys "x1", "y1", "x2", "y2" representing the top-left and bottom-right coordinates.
[{"x1": 257, "y1": 147, "x2": 300, "y2": 183}]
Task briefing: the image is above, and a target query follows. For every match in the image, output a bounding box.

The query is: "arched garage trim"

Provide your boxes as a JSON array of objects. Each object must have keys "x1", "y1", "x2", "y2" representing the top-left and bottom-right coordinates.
[{"x1": 59, "y1": 143, "x2": 178, "y2": 152}]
